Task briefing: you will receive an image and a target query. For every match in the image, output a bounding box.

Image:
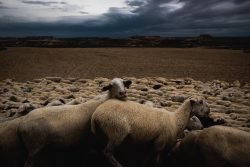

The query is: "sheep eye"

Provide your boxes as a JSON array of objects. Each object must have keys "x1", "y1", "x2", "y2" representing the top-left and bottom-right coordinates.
[{"x1": 199, "y1": 100, "x2": 203, "y2": 104}]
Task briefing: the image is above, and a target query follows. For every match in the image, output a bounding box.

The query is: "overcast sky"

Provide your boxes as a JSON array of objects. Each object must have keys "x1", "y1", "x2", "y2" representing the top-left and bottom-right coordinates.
[{"x1": 0, "y1": 0, "x2": 250, "y2": 37}]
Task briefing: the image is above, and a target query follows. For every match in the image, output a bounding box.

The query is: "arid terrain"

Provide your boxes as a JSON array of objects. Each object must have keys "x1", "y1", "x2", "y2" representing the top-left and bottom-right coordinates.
[
  {"x1": 1, "y1": 47, "x2": 249, "y2": 129},
  {"x1": 0, "y1": 47, "x2": 249, "y2": 82}
]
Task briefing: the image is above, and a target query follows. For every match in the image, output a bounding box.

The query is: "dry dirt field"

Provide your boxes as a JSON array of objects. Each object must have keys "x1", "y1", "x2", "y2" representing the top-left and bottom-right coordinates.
[{"x1": 0, "y1": 47, "x2": 249, "y2": 82}]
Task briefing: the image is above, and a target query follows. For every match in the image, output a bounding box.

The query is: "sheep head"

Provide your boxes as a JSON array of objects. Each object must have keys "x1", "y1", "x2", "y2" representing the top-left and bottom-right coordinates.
[
  {"x1": 190, "y1": 96, "x2": 210, "y2": 118},
  {"x1": 102, "y1": 78, "x2": 132, "y2": 100},
  {"x1": 186, "y1": 116, "x2": 204, "y2": 130}
]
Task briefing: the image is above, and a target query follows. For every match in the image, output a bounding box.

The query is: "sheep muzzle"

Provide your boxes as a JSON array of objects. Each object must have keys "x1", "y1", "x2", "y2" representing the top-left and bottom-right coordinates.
[{"x1": 119, "y1": 91, "x2": 127, "y2": 98}]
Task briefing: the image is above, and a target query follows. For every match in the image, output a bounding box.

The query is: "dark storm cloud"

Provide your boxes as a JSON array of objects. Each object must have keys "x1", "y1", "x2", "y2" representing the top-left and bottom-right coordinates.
[
  {"x1": 99, "y1": 0, "x2": 250, "y2": 36},
  {"x1": 22, "y1": 0, "x2": 67, "y2": 6},
  {"x1": 0, "y1": 0, "x2": 250, "y2": 37},
  {"x1": 125, "y1": 0, "x2": 145, "y2": 7}
]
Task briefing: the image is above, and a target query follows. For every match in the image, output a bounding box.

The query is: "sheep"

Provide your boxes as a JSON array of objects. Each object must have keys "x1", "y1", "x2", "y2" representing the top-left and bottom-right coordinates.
[
  {"x1": 144, "y1": 101, "x2": 155, "y2": 108},
  {"x1": 143, "y1": 102, "x2": 203, "y2": 139},
  {"x1": 175, "y1": 116, "x2": 204, "y2": 139},
  {"x1": 171, "y1": 125, "x2": 250, "y2": 167},
  {"x1": 143, "y1": 101, "x2": 203, "y2": 132},
  {"x1": 0, "y1": 103, "x2": 37, "y2": 123},
  {"x1": 0, "y1": 104, "x2": 38, "y2": 166},
  {"x1": 0, "y1": 78, "x2": 131, "y2": 167},
  {"x1": 186, "y1": 116, "x2": 204, "y2": 130},
  {"x1": 0, "y1": 117, "x2": 27, "y2": 167},
  {"x1": 143, "y1": 101, "x2": 203, "y2": 138},
  {"x1": 91, "y1": 96, "x2": 210, "y2": 167}
]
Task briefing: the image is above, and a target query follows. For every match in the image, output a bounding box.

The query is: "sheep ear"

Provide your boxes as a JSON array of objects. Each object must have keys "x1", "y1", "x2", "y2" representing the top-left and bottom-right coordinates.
[
  {"x1": 102, "y1": 84, "x2": 112, "y2": 91},
  {"x1": 123, "y1": 80, "x2": 132, "y2": 88}
]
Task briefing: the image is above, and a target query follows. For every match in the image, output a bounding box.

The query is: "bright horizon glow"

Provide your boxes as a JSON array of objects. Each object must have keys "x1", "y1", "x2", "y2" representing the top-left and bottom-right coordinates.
[
  {"x1": 0, "y1": 0, "x2": 129, "y2": 22},
  {"x1": 70, "y1": 0, "x2": 127, "y2": 15}
]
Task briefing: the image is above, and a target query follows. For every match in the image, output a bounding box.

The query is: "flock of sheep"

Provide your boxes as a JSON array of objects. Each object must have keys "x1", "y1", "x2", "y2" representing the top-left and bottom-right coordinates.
[{"x1": 0, "y1": 78, "x2": 250, "y2": 167}]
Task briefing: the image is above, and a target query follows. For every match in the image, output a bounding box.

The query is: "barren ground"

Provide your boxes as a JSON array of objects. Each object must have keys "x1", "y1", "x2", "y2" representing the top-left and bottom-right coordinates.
[{"x1": 0, "y1": 47, "x2": 249, "y2": 82}]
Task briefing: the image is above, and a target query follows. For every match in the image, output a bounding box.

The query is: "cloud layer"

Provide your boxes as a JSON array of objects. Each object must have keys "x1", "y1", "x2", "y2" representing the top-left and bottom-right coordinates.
[
  {"x1": 22, "y1": 0, "x2": 67, "y2": 6},
  {"x1": 0, "y1": 0, "x2": 250, "y2": 37}
]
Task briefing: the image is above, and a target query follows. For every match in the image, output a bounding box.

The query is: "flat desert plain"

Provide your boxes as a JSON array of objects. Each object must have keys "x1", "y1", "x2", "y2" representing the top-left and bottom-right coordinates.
[{"x1": 0, "y1": 47, "x2": 249, "y2": 82}]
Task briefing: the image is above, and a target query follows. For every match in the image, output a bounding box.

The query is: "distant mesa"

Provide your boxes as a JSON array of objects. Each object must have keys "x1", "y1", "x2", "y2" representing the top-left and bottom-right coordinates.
[
  {"x1": 0, "y1": 34, "x2": 249, "y2": 51},
  {"x1": 197, "y1": 34, "x2": 213, "y2": 40},
  {"x1": 23, "y1": 36, "x2": 54, "y2": 40},
  {"x1": 129, "y1": 35, "x2": 161, "y2": 40},
  {"x1": 0, "y1": 47, "x2": 7, "y2": 51}
]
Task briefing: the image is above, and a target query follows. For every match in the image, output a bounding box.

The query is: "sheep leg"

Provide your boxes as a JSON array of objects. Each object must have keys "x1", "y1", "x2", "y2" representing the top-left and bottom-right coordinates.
[
  {"x1": 141, "y1": 149, "x2": 157, "y2": 167},
  {"x1": 155, "y1": 152, "x2": 162, "y2": 167},
  {"x1": 24, "y1": 147, "x2": 43, "y2": 167},
  {"x1": 104, "y1": 142, "x2": 123, "y2": 167},
  {"x1": 146, "y1": 150, "x2": 161, "y2": 167},
  {"x1": 153, "y1": 137, "x2": 166, "y2": 167}
]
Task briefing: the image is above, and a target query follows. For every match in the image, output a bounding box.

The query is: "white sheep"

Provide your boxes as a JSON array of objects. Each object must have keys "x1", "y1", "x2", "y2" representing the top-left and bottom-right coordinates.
[
  {"x1": 143, "y1": 102, "x2": 203, "y2": 139},
  {"x1": 143, "y1": 101, "x2": 203, "y2": 133},
  {"x1": 171, "y1": 125, "x2": 250, "y2": 167},
  {"x1": 91, "y1": 96, "x2": 210, "y2": 167},
  {"x1": 0, "y1": 78, "x2": 131, "y2": 167}
]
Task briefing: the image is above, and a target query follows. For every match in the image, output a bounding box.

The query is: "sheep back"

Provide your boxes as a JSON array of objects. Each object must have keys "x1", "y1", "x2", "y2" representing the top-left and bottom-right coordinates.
[
  {"x1": 176, "y1": 126, "x2": 250, "y2": 167},
  {"x1": 92, "y1": 99, "x2": 177, "y2": 146},
  {"x1": 19, "y1": 98, "x2": 108, "y2": 148}
]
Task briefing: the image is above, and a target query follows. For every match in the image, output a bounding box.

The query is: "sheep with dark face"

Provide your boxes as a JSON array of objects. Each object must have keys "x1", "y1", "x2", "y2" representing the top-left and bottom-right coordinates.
[
  {"x1": 91, "y1": 96, "x2": 210, "y2": 167},
  {"x1": 0, "y1": 78, "x2": 131, "y2": 167},
  {"x1": 171, "y1": 125, "x2": 250, "y2": 167},
  {"x1": 103, "y1": 78, "x2": 131, "y2": 100}
]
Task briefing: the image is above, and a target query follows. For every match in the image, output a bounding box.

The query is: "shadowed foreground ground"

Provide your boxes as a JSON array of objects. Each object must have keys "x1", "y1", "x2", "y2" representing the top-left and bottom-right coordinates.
[
  {"x1": 0, "y1": 77, "x2": 249, "y2": 167},
  {"x1": 0, "y1": 47, "x2": 249, "y2": 82}
]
